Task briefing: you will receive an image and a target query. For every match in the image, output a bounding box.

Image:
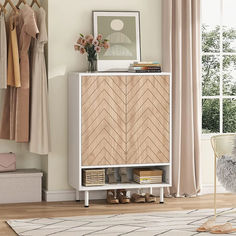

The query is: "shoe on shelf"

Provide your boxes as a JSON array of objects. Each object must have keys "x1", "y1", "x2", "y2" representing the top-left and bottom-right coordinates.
[
  {"x1": 119, "y1": 167, "x2": 130, "y2": 183},
  {"x1": 107, "y1": 190, "x2": 119, "y2": 204},
  {"x1": 145, "y1": 193, "x2": 157, "y2": 203},
  {"x1": 117, "y1": 189, "x2": 130, "y2": 204},
  {"x1": 106, "y1": 168, "x2": 117, "y2": 184},
  {"x1": 131, "y1": 193, "x2": 146, "y2": 203}
]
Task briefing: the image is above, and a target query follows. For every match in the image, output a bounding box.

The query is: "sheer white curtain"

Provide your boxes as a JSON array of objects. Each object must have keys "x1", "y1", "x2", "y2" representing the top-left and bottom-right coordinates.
[{"x1": 162, "y1": 0, "x2": 201, "y2": 196}]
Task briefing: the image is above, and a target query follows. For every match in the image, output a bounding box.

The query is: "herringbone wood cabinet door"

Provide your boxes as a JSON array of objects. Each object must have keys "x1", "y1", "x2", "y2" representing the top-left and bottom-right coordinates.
[
  {"x1": 81, "y1": 75, "x2": 170, "y2": 166},
  {"x1": 82, "y1": 76, "x2": 126, "y2": 166},
  {"x1": 126, "y1": 75, "x2": 170, "y2": 164}
]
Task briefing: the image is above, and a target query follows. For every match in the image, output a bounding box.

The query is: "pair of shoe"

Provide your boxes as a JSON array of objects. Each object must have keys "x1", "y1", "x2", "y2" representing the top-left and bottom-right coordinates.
[
  {"x1": 106, "y1": 168, "x2": 130, "y2": 184},
  {"x1": 131, "y1": 193, "x2": 157, "y2": 203},
  {"x1": 197, "y1": 219, "x2": 236, "y2": 234},
  {"x1": 107, "y1": 189, "x2": 130, "y2": 204}
]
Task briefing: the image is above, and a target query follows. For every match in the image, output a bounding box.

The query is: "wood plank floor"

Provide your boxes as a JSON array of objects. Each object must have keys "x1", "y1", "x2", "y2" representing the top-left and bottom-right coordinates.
[{"x1": 1, "y1": 193, "x2": 236, "y2": 235}]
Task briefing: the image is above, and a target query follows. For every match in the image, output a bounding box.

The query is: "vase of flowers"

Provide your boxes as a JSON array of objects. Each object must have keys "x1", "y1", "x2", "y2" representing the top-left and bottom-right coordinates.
[{"x1": 74, "y1": 33, "x2": 109, "y2": 72}]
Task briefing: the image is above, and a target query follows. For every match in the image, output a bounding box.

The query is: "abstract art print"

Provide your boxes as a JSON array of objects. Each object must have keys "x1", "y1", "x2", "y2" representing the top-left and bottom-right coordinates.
[{"x1": 93, "y1": 11, "x2": 141, "y2": 71}]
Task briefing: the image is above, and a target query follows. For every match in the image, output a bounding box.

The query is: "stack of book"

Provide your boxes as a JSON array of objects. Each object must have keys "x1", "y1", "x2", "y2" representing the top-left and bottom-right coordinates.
[
  {"x1": 129, "y1": 61, "x2": 162, "y2": 73},
  {"x1": 133, "y1": 168, "x2": 163, "y2": 184}
]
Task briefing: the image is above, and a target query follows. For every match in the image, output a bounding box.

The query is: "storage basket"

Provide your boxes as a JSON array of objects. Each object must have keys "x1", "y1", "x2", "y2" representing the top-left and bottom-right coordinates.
[{"x1": 82, "y1": 169, "x2": 105, "y2": 186}]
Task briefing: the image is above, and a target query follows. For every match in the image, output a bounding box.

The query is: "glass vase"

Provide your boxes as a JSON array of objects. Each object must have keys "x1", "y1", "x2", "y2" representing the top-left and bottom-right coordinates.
[{"x1": 88, "y1": 59, "x2": 97, "y2": 72}]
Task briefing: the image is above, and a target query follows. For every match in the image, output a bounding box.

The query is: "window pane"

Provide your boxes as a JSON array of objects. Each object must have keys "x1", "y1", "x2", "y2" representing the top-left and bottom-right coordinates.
[
  {"x1": 202, "y1": 55, "x2": 220, "y2": 96},
  {"x1": 202, "y1": 99, "x2": 220, "y2": 133},
  {"x1": 202, "y1": 0, "x2": 220, "y2": 52},
  {"x1": 223, "y1": 55, "x2": 236, "y2": 95},
  {"x1": 223, "y1": 98, "x2": 236, "y2": 133},
  {"x1": 223, "y1": 0, "x2": 236, "y2": 52}
]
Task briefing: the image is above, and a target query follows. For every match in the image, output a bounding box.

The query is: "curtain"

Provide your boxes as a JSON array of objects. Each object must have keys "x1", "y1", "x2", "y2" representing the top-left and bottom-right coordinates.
[{"x1": 162, "y1": 0, "x2": 201, "y2": 196}]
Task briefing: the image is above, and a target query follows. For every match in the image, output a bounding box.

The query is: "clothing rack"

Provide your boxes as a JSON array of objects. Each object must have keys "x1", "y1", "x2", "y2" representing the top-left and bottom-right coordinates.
[{"x1": 2, "y1": 0, "x2": 41, "y2": 12}]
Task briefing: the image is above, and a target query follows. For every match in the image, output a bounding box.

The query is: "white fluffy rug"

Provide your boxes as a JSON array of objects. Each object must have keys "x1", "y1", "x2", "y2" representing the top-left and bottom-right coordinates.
[{"x1": 7, "y1": 208, "x2": 236, "y2": 236}]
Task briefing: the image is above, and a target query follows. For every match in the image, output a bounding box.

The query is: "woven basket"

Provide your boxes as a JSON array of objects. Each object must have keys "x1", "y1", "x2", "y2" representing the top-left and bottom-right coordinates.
[{"x1": 82, "y1": 169, "x2": 105, "y2": 186}]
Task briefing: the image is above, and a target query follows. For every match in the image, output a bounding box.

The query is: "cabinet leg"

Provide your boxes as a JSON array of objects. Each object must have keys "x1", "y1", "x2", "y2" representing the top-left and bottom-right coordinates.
[
  {"x1": 76, "y1": 190, "x2": 80, "y2": 202},
  {"x1": 149, "y1": 187, "x2": 153, "y2": 195},
  {"x1": 84, "y1": 191, "x2": 89, "y2": 207},
  {"x1": 160, "y1": 187, "x2": 164, "y2": 204}
]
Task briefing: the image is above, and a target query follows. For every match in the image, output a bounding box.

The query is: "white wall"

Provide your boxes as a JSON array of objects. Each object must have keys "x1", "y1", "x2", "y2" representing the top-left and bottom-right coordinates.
[
  {"x1": 0, "y1": 0, "x2": 220, "y2": 196},
  {"x1": 47, "y1": 0, "x2": 162, "y2": 191}
]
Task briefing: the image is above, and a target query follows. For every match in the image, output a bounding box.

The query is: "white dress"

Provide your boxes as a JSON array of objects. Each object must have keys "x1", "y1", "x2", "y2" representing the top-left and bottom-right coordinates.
[
  {"x1": 0, "y1": 12, "x2": 7, "y2": 89},
  {"x1": 29, "y1": 8, "x2": 50, "y2": 154}
]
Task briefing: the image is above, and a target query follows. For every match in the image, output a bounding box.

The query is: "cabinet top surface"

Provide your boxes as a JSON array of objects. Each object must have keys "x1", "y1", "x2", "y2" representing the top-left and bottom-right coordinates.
[{"x1": 69, "y1": 72, "x2": 171, "y2": 77}]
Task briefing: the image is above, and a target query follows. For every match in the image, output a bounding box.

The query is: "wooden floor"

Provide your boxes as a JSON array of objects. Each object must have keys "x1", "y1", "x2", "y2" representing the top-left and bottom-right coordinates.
[{"x1": 1, "y1": 194, "x2": 236, "y2": 235}]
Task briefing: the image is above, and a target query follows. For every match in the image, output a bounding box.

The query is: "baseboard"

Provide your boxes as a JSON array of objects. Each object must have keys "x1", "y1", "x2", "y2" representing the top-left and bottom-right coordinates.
[
  {"x1": 43, "y1": 189, "x2": 76, "y2": 202},
  {"x1": 199, "y1": 184, "x2": 229, "y2": 195},
  {"x1": 43, "y1": 189, "x2": 107, "y2": 202}
]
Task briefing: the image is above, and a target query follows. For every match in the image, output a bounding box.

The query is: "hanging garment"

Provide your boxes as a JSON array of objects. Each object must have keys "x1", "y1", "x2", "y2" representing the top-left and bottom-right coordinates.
[
  {"x1": 0, "y1": 6, "x2": 39, "y2": 142},
  {"x1": 0, "y1": 12, "x2": 7, "y2": 89},
  {"x1": 7, "y1": 16, "x2": 21, "y2": 88},
  {"x1": 29, "y1": 7, "x2": 50, "y2": 154},
  {"x1": 0, "y1": 12, "x2": 19, "y2": 140},
  {"x1": 14, "y1": 5, "x2": 39, "y2": 142}
]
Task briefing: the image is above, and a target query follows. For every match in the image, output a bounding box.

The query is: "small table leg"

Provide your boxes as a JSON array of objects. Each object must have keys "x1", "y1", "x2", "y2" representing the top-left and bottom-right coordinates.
[
  {"x1": 149, "y1": 187, "x2": 153, "y2": 195},
  {"x1": 84, "y1": 191, "x2": 89, "y2": 207},
  {"x1": 160, "y1": 187, "x2": 164, "y2": 204},
  {"x1": 76, "y1": 190, "x2": 80, "y2": 202}
]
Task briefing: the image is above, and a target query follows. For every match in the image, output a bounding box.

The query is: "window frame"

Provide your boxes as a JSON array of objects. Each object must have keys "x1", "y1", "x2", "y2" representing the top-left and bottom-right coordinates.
[{"x1": 201, "y1": 0, "x2": 236, "y2": 138}]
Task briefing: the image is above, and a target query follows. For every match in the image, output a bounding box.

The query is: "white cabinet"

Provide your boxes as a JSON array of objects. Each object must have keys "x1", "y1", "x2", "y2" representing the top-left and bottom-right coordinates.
[{"x1": 68, "y1": 72, "x2": 172, "y2": 207}]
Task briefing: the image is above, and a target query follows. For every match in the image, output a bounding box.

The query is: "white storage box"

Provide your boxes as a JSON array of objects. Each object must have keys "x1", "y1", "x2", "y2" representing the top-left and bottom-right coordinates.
[{"x1": 0, "y1": 169, "x2": 43, "y2": 204}]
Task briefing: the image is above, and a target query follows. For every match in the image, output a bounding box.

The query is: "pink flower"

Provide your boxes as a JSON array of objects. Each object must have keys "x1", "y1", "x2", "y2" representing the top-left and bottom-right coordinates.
[
  {"x1": 85, "y1": 34, "x2": 93, "y2": 42},
  {"x1": 80, "y1": 47, "x2": 86, "y2": 54},
  {"x1": 74, "y1": 45, "x2": 80, "y2": 51},
  {"x1": 95, "y1": 46, "x2": 101, "y2": 53},
  {"x1": 81, "y1": 38, "x2": 87, "y2": 46},
  {"x1": 97, "y1": 34, "x2": 102, "y2": 41},
  {"x1": 77, "y1": 37, "x2": 83, "y2": 45},
  {"x1": 92, "y1": 39, "x2": 99, "y2": 46},
  {"x1": 103, "y1": 41, "x2": 110, "y2": 49}
]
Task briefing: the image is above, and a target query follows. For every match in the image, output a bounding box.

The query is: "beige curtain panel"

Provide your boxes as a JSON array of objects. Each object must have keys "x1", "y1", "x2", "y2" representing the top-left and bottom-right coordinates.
[{"x1": 162, "y1": 0, "x2": 201, "y2": 196}]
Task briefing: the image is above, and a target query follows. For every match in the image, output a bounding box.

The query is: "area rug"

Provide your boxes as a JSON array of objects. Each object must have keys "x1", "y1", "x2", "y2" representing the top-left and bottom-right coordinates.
[{"x1": 7, "y1": 208, "x2": 236, "y2": 236}]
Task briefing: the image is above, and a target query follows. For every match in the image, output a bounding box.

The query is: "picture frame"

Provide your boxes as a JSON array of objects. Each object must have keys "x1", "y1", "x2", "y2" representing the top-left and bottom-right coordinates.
[{"x1": 93, "y1": 11, "x2": 141, "y2": 71}]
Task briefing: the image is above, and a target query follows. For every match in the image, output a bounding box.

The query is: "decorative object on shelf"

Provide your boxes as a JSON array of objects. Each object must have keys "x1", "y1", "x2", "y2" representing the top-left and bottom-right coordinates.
[
  {"x1": 119, "y1": 167, "x2": 130, "y2": 183},
  {"x1": 129, "y1": 61, "x2": 162, "y2": 73},
  {"x1": 133, "y1": 168, "x2": 163, "y2": 184},
  {"x1": 106, "y1": 168, "x2": 117, "y2": 184},
  {"x1": 0, "y1": 153, "x2": 16, "y2": 172},
  {"x1": 106, "y1": 190, "x2": 119, "y2": 204},
  {"x1": 74, "y1": 33, "x2": 109, "y2": 72},
  {"x1": 131, "y1": 193, "x2": 146, "y2": 203},
  {"x1": 117, "y1": 189, "x2": 131, "y2": 204},
  {"x1": 82, "y1": 169, "x2": 105, "y2": 186},
  {"x1": 93, "y1": 11, "x2": 141, "y2": 71}
]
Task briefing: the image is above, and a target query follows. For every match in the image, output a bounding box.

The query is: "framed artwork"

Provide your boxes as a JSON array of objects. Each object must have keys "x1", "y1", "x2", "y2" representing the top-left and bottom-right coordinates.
[{"x1": 93, "y1": 11, "x2": 141, "y2": 71}]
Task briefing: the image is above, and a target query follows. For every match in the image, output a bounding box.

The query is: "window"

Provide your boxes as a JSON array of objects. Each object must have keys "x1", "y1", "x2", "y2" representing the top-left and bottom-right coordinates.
[{"x1": 202, "y1": 0, "x2": 236, "y2": 134}]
